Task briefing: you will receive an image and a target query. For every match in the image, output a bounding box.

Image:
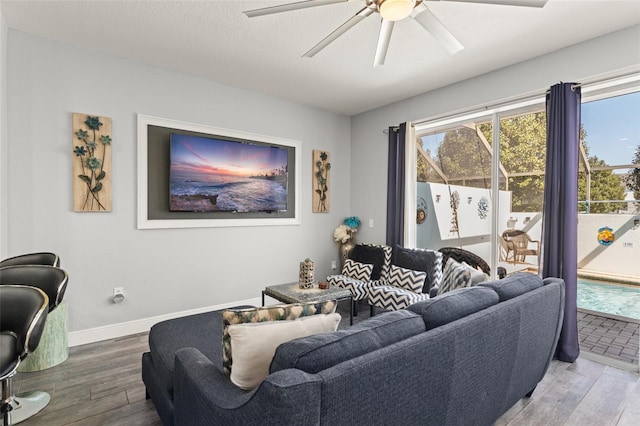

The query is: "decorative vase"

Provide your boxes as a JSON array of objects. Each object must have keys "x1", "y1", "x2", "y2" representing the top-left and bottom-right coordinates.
[
  {"x1": 339, "y1": 241, "x2": 355, "y2": 268},
  {"x1": 298, "y1": 258, "x2": 315, "y2": 289}
]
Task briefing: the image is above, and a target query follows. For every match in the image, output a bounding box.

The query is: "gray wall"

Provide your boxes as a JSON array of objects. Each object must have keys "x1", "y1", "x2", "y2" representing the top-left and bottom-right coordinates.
[
  {"x1": 0, "y1": 11, "x2": 7, "y2": 259},
  {"x1": 351, "y1": 25, "x2": 640, "y2": 245},
  {"x1": 4, "y1": 30, "x2": 351, "y2": 334}
]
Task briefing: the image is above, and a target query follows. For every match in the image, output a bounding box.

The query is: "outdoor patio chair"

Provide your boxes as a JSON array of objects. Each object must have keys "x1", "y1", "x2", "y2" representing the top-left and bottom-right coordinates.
[
  {"x1": 501, "y1": 230, "x2": 540, "y2": 265},
  {"x1": 439, "y1": 247, "x2": 506, "y2": 279}
]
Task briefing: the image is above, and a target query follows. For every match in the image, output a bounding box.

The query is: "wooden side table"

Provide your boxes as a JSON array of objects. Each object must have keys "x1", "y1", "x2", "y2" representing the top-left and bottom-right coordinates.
[{"x1": 262, "y1": 282, "x2": 354, "y2": 325}]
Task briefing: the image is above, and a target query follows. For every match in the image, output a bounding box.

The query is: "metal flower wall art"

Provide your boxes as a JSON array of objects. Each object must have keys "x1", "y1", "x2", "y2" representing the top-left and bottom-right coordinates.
[
  {"x1": 72, "y1": 113, "x2": 112, "y2": 211},
  {"x1": 477, "y1": 197, "x2": 489, "y2": 219},
  {"x1": 312, "y1": 150, "x2": 331, "y2": 213}
]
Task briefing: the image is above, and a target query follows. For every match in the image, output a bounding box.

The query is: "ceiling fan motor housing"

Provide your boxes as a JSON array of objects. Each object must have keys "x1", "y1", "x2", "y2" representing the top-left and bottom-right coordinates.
[{"x1": 376, "y1": 0, "x2": 419, "y2": 22}]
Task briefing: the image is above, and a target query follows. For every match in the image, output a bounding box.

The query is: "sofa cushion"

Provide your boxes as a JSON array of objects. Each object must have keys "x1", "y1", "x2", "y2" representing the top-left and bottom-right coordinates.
[
  {"x1": 407, "y1": 286, "x2": 499, "y2": 331},
  {"x1": 222, "y1": 300, "x2": 337, "y2": 375},
  {"x1": 387, "y1": 264, "x2": 427, "y2": 293},
  {"x1": 479, "y1": 272, "x2": 543, "y2": 301},
  {"x1": 228, "y1": 313, "x2": 341, "y2": 390},
  {"x1": 394, "y1": 246, "x2": 443, "y2": 293},
  {"x1": 438, "y1": 258, "x2": 472, "y2": 295},
  {"x1": 350, "y1": 244, "x2": 390, "y2": 281},
  {"x1": 341, "y1": 259, "x2": 374, "y2": 281},
  {"x1": 270, "y1": 310, "x2": 425, "y2": 374}
]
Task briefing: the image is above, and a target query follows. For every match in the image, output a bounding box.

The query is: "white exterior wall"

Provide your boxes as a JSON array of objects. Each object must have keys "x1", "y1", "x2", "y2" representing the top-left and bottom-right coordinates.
[{"x1": 578, "y1": 214, "x2": 640, "y2": 280}]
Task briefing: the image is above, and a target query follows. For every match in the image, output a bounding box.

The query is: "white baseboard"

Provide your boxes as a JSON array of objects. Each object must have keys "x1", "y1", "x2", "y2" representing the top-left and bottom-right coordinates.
[{"x1": 68, "y1": 297, "x2": 262, "y2": 347}]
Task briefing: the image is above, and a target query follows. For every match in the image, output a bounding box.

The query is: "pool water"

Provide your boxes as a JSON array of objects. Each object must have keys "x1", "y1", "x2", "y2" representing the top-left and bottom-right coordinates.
[{"x1": 577, "y1": 279, "x2": 640, "y2": 320}]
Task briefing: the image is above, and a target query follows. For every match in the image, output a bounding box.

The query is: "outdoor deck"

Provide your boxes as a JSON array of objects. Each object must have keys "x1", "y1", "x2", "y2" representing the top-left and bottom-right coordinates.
[{"x1": 578, "y1": 308, "x2": 639, "y2": 370}]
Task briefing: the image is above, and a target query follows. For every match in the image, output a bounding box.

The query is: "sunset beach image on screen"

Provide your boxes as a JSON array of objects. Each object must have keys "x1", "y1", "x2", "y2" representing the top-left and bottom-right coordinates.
[{"x1": 169, "y1": 133, "x2": 289, "y2": 212}]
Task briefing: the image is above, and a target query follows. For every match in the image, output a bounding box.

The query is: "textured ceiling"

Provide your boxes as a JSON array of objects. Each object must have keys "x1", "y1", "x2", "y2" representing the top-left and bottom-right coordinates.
[{"x1": 1, "y1": 0, "x2": 639, "y2": 115}]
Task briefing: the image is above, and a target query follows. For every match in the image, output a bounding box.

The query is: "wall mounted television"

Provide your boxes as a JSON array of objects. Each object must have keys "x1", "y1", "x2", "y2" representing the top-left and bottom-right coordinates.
[
  {"x1": 137, "y1": 114, "x2": 300, "y2": 229},
  {"x1": 170, "y1": 133, "x2": 289, "y2": 213}
]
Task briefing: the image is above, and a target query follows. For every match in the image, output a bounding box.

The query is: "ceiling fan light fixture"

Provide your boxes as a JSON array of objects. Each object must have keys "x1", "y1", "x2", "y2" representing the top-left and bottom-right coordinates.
[{"x1": 379, "y1": 0, "x2": 416, "y2": 21}]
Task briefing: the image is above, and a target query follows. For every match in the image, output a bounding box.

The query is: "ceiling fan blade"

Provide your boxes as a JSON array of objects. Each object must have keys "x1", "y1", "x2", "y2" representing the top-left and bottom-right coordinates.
[
  {"x1": 244, "y1": 0, "x2": 349, "y2": 18},
  {"x1": 429, "y1": 0, "x2": 547, "y2": 8},
  {"x1": 303, "y1": 6, "x2": 376, "y2": 58},
  {"x1": 374, "y1": 20, "x2": 395, "y2": 67},
  {"x1": 412, "y1": 4, "x2": 463, "y2": 54}
]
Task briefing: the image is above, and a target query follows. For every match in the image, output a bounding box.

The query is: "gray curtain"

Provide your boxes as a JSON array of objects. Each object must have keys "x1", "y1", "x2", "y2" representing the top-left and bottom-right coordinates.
[
  {"x1": 386, "y1": 123, "x2": 406, "y2": 248},
  {"x1": 542, "y1": 82, "x2": 581, "y2": 362}
]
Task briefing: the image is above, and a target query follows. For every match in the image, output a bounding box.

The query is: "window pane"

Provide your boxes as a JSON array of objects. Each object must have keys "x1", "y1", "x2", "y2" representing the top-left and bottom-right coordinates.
[
  {"x1": 582, "y1": 91, "x2": 640, "y2": 167},
  {"x1": 580, "y1": 91, "x2": 640, "y2": 214},
  {"x1": 495, "y1": 112, "x2": 546, "y2": 213},
  {"x1": 416, "y1": 122, "x2": 495, "y2": 272}
]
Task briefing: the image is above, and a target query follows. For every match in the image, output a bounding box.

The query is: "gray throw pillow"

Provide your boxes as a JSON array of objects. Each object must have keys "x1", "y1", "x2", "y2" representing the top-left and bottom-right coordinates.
[{"x1": 438, "y1": 258, "x2": 472, "y2": 295}]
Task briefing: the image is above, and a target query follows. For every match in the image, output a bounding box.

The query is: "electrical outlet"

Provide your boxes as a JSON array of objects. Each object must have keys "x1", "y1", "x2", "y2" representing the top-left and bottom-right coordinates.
[
  {"x1": 112, "y1": 287, "x2": 125, "y2": 304},
  {"x1": 331, "y1": 261, "x2": 337, "y2": 270}
]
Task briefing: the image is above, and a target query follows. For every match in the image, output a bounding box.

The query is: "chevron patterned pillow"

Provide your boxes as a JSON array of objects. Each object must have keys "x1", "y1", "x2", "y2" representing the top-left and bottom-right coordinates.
[
  {"x1": 341, "y1": 259, "x2": 374, "y2": 281},
  {"x1": 388, "y1": 264, "x2": 427, "y2": 293},
  {"x1": 438, "y1": 258, "x2": 472, "y2": 295}
]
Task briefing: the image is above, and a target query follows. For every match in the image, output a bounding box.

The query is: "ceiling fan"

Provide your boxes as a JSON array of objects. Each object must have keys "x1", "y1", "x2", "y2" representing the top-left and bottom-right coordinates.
[{"x1": 244, "y1": 0, "x2": 547, "y2": 67}]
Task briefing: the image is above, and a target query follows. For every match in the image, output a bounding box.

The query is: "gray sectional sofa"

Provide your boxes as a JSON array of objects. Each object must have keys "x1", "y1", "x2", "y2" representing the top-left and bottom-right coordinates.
[{"x1": 142, "y1": 273, "x2": 565, "y2": 426}]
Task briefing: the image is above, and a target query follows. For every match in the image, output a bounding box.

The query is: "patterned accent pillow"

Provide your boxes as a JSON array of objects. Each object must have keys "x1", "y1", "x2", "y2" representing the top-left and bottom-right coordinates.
[
  {"x1": 387, "y1": 264, "x2": 427, "y2": 293},
  {"x1": 438, "y1": 258, "x2": 472, "y2": 295},
  {"x1": 341, "y1": 259, "x2": 374, "y2": 281},
  {"x1": 350, "y1": 244, "x2": 392, "y2": 281},
  {"x1": 394, "y1": 247, "x2": 443, "y2": 294},
  {"x1": 222, "y1": 300, "x2": 337, "y2": 375}
]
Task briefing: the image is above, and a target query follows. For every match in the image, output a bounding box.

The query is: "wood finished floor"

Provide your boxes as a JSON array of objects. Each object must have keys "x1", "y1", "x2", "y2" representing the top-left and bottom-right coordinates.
[{"x1": 13, "y1": 331, "x2": 640, "y2": 426}]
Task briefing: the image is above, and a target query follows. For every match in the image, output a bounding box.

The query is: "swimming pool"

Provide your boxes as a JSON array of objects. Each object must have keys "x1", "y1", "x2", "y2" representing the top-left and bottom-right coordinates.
[{"x1": 577, "y1": 279, "x2": 640, "y2": 320}]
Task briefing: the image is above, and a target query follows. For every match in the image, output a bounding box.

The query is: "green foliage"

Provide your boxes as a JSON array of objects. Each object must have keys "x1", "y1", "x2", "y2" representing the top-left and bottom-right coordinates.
[
  {"x1": 479, "y1": 113, "x2": 548, "y2": 211},
  {"x1": 625, "y1": 144, "x2": 640, "y2": 205},
  {"x1": 420, "y1": 111, "x2": 625, "y2": 213},
  {"x1": 437, "y1": 127, "x2": 490, "y2": 182},
  {"x1": 578, "y1": 156, "x2": 626, "y2": 213}
]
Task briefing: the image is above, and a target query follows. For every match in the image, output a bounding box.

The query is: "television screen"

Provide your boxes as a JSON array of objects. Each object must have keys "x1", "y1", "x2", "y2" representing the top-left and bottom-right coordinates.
[{"x1": 169, "y1": 133, "x2": 289, "y2": 213}]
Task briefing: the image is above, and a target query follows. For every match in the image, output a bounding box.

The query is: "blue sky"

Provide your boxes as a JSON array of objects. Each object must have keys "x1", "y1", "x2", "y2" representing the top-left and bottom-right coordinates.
[
  {"x1": 170, "y1": 134, "x2": 288, "y2": 177},
  {"x1": 581, "y1": 91, "x2": 640, "y2": 166}
]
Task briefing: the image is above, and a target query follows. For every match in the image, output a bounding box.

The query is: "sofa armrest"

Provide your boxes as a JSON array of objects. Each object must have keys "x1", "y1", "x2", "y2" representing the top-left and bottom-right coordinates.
[{"x1": 174, "y1": 348, "x2": 322, "y2": 426}]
